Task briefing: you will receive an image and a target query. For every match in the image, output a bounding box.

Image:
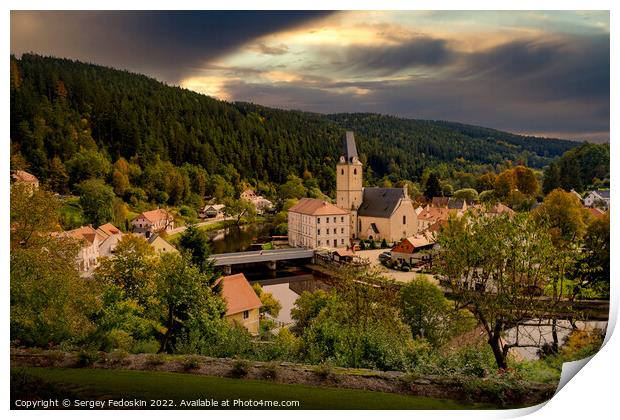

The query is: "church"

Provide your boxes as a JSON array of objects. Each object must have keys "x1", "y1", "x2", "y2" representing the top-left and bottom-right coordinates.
[{"x1": 336, "y1": 131, "x2": 418, "y2": 243}]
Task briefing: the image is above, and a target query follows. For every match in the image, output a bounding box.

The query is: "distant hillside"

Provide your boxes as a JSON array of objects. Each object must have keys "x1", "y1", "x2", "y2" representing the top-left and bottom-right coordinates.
[{"x1": 11, "y1": 54, "x2": 580, "y2": 192}]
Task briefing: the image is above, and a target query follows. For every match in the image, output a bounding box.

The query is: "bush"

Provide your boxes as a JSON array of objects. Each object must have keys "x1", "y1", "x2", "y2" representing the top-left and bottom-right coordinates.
[
  {"x1": 359, "y1": 240, "x2": 366, "y2": 250},
  {"x1": 146, "y1": 353, "x2": 167, "y2": 366},
  {"x1": 106, "y1": 329, "x2": 134, "y2": 352},
  {"x1": 108, "y1": 350, "x2": 130, "y2": 365},
  {"x1": 381, "y1": 239, "x2": 388, "y2": 248},
  {"x1": 182, "y1": 355, "x2": 201, "y2": 370},
  {"x1": 314, "y1": 362, "x2": 335, "y2": 381},
  {"x1": 368, "y1": 239, "x2": 377, "y2": 249},
  {"x1": 262, "y1": 362, "x2": 278, "y2": 380},
  {"x1": 231, "y1": 359, "x2": 250, "y2": 378},
  {"x1": 130, "y1": 339, "x2": 160, "y2": 354},
  {"x1": 77, "y1": 349, "x2": 100, "y2": 367}
]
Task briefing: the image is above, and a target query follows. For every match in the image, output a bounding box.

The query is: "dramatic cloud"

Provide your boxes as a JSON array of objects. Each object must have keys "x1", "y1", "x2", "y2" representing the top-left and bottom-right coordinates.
[{"x1": 10, "y1": 10, "x2": 610, "y2": 142}]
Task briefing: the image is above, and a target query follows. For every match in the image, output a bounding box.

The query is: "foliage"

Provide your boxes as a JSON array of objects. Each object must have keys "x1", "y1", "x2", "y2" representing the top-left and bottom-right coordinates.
[
  {"x1": 177, "y1": 224, "x2": 216, "y2": 276},
  {"x1": 77, "y1": 178, "x2": 115, "y2": 226},
  {"x1": 252, "y1": 283, "x2": 282, "y2": 318},
  {"x1": 399, "y1": 277, "x2": 475, "y2": 347},
  {"x1": 424, "y1": 172, "x2": 442, "y2": 199},
  {"x1": 542, "y1": 143, "x2": 609, "y2": 193},
  {"x1": 435, "y1": 213, "x2": 564, "y2": 369},
  {"x1": 10, "y1": 185, "x2": 100, "y2": 347},
  {"x1": 231, "y1": 359, "x2": 250, "y2": 378},
  {"x1": 453, "y1": 188, "x2": 479, "y2": 202}
]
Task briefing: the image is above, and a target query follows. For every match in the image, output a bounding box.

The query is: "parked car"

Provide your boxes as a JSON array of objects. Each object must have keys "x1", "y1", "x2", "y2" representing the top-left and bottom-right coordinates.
[{"x1": 378, "y1": 251, "x2": 392, "y2": 262}]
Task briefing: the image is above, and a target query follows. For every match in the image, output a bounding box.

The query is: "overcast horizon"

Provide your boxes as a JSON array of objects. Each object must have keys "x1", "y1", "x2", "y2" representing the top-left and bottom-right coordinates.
[{"x1": 11, "y1": 10, "x2": 610, "y2": 143}]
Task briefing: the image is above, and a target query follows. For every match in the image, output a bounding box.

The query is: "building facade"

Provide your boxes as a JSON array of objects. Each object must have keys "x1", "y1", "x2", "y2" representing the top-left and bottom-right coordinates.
[
  {"x1": 288, "y1": 198, "x2": 350, "y2": 249},
  {"x1": 131, "y1": 209, "x2": 175, "y2": 237},
  {"x1": 219, "y1": 273, "x2": 262, "y2": 335}
]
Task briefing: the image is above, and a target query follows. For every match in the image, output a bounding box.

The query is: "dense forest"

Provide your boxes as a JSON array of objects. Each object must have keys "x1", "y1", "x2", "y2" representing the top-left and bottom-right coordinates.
[{"x1": 11, "y1": 54, "x2": 584, "y2": 202}]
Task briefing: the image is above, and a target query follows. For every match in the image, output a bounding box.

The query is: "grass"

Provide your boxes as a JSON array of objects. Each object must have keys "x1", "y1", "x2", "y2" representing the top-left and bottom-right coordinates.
[{"x1": 13, "y1": 367, "x2": 486, "y2": 410}]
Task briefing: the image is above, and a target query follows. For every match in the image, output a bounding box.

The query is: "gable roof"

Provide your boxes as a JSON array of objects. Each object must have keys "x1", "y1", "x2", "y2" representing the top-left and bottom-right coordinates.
[
  {"x1": 134, "y1": 209, "x2": 173, "y2": 224},
  {"x1": 11, "y1": 170, "x2": 38, "y2": 183},
  {"x1": 342, "y1": 131, "x2": 358, "y2": 163},
  {"x1": 587, "y1": 207, "x2": 606, "y2": 219},
  {"x1": 358, "y1": 187, "x2": 407, "y2": 218},
  {"x1": 288, "y1": 198, "x2": 349, "y2": 216},
  {"x1": 218, "y1": 273, "x2": 262, "y2": 316},
  {"x1": 64, "y1": 225, "x2": 99, "y2": 245},
  {"x1": 590, "y1": 190, "x2": 610, "y2": 199},
  {"x1": 418, "y1": 206, "x2": 452, "y2": 223},
  {"x1": 488, "y1": 203, "x2": 516, "y2": 216},
  {"x1": 97, "y1": 223, "x2": 122, "y2": 238}
]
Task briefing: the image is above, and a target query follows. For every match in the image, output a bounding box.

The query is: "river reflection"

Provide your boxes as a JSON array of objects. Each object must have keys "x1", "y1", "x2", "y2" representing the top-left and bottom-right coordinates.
[{"x1": 208, "y1": 222, "x2": 275, "y2": 254}]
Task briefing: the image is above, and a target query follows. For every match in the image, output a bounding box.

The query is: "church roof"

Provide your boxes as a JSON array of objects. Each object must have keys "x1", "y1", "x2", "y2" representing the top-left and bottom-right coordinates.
[
  {"x1": 358, "y1": 187, "x2": 406, "y2": 218},
  {"x1": 342, "y1": 131, "x2": 358, "y2": 163}
]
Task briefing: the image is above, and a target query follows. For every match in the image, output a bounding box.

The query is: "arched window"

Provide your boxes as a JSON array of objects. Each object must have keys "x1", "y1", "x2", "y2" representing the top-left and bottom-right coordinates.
[
  {"x1": 341, "y1": 169, "x2": 344, "y2": 175},
  {"x1": 353, "y1": 168, "x2": 357, "y2": 175}
]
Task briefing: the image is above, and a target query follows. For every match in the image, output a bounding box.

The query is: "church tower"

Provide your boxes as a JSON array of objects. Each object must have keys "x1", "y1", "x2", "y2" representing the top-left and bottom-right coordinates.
[{"x1": 336, "y1": 131, "x2": 363, "y2": 213}]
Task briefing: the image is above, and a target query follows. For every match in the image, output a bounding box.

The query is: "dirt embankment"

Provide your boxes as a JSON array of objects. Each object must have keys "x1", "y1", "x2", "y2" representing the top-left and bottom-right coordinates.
[{"x1": 10, "y1": 348, "x2": 556, "y2": 408}]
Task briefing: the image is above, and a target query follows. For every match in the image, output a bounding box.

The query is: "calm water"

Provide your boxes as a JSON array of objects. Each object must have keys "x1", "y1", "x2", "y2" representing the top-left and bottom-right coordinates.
[{"x1": 209, "y1": 221, "x2": 275, "y2": 254}]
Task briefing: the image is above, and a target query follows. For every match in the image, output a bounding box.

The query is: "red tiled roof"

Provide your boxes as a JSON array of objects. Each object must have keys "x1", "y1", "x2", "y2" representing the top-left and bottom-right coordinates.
[
  {"x1": 134, "y1": 209, "x2": 174, "y2": 224},
  {"x1": 587, "y1": 207, "x2": 606, "y2": 219},
  {"x1": 218, "y1": 274, "x2": 262, "y2": 316},
  {"x1": 64, "y1": 226, "x2": 99, "y2": 245},
  {"x1": 97, "y1": 223, "x2": 121, "y2": 237},
  {"x1": 288, "y1": 198, "x2": 349, "y2": 216},
  {"x1": 11, "y1": 170, "x2": 38, "y2": 183}
]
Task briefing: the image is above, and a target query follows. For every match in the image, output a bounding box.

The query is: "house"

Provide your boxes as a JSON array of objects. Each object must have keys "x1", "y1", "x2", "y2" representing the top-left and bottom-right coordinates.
[
  {"x1": 202, "y1": 204, "x2": 225, "y2": 218},
  {"x1": 336, "y1": 131, "x2": 418, "y2": 242},
  {"x1": 147, "y1": 233, "x2": 178, "y2": 254},
  {"x1": 131, "y1": 209, "x2": 174, "y2": 237},
  {"x1": 288, "y1": 198, "x2": 350, "y2": 249},
  {"x1": 63, "y1": 225, "x2": 101, "y2": 273},
  {"x1": 390, "y1": 233, "x2": 437, "y2": 267},
  {"x1": 218, "y1": 273, "x2": 262, "y2": 335},
  {"x1": 240, "y1": 189, "x2": 273, "y2": 214},
  {"x1": 486, "y1": 203, "x2": 516, "y2": 217},
  {"x1": 417, "y1": 206, "x2": 454, "y2": 232},
  {"x1": 583, "y1": 190, "x2": 610, "y2": 209},
  {"x1": 96, "y1": 223, "x2": 124, "y2": 258},
  {"x1": 431, "y1": 197, "x2": 472, "y2": 211},
  {"x1": 11, "y1": 170, "x2": 39, "y2": 194}
]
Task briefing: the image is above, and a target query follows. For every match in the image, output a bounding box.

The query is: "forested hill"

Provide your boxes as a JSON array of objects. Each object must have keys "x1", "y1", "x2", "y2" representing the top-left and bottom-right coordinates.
[{"x1": 11, "y1": 54, "x2": 579, "y2": 194}]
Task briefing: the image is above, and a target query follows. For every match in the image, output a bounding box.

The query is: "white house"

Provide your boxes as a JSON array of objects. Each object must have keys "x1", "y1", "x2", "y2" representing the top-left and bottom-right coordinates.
[
  {"x1": 583, "y1": 190, "x2": 610, "y2": 209},
  {"x1": 131, "y1": 209, "x2": 175, "y2": 237},
  {"x1": 288, "y1": 198, "x2": 350, "y2": 249}
]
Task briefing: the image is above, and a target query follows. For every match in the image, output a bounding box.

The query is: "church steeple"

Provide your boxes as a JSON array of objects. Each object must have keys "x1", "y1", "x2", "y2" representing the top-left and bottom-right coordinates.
[{"x1": 336, "y1": 131, "x2": 363, "y2": 212}]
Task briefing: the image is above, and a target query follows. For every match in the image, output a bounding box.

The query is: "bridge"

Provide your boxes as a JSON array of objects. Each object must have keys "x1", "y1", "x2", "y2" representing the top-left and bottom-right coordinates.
[{"x1": 210, "y1": 248, "x2": 315, "y2": 274}]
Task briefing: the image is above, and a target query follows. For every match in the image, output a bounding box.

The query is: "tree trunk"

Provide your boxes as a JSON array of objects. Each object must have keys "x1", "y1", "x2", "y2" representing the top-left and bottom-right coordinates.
[
  {"x1": 158, "y1": 306, "x2": 174, "y2": 353},
  {"x1": 488, "y1": 335, "x2": 508, "y2": 370}
]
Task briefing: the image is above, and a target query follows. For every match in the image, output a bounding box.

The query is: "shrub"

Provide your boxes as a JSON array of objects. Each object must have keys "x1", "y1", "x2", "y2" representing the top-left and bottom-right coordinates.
[
  {"x1": 183, "y1": 355, "x2": 201, "y2": 370},
  {"x1": 108, "y1": 350, "x2": 130, "y2": 365},
  {"x1": 262, "y1": 362, "x2": 278, "y2": 380},
  {"x1": 77, "y1": 349, "x2": 100, "y2": 367},
  {"x1": 359, "y1": 240, "x2": 366, "y2": 250},
  {"x1": 231, "y1": 359, "x2": 250, "y2": 378},
  {"x1": 106, "y1": 329, "x2": 134, "y2": 352},
  {"x1": 314, "y1": 362, "x2": 334, "y2": 381},
  {"x1": 380, "y1": 239, "x2": 388, "y2": 248},
  {"x1": 130, "y1": 339, "x2": 160, "y2": 354},
  {"x1": 145, "y1": 353, "x2": 167, "y2": 366}
]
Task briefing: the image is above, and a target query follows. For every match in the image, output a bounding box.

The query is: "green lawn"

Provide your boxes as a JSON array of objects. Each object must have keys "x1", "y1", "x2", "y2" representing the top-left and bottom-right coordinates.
[{"x1": 13, "y1": 367, "x2": 485, "y2": 410}]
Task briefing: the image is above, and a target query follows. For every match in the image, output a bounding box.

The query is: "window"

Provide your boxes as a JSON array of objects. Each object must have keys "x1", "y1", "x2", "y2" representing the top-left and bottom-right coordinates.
[
  {"x1": 326, "y1": 228, "x2": 330, "y2": 234},
  {"x1": 354, "y1": 168, "x2": 357, "y2": 175},
  {"x1": 318, "y1": 240, "x2": 321, "y2": 246},
  {"x1": 317, "y1": 229, "x2": 321, "y2": 235},
  {"x1": 341, "y1": 169, "x2": 344, "y2": 175},
  {"x1": 403, "y1": 215, "x2": 407, "y2": 224},
  {"x1": 341, "y1": 216, "x2": 344, "y2": 222},
  {"x1": 341, "y1": 228, "x2": 344, "y2": 234},
  {"x1": 317, "y1": 217, "x2": 321, "y2": 224},
  {"x1": 333, "y1": 217, "x2": 336, "y2": 223},
  {"x1": 243, "y1": 310, "x2": 249, "y2": 319},
  {"x1": 341, "y1": 239, "x2": 345, "y2": 245}
]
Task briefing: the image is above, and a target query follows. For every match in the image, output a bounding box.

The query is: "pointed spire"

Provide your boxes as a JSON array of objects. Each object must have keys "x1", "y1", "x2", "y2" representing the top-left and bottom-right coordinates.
[{"x1": 342, "y1": 131, "x2": 358, "y2": 163}]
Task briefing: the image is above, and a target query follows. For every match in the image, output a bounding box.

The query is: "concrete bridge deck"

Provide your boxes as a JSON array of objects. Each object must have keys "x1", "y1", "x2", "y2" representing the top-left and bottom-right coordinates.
[{"x1": 210, "y1": 248, "x2": 314, "y2": 267}]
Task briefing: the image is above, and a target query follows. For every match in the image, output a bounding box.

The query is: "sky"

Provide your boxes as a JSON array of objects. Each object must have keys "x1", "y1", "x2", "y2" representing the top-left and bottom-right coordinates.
[{"x1": 10, "y1": 10, "x2": 610, "y2": 142}]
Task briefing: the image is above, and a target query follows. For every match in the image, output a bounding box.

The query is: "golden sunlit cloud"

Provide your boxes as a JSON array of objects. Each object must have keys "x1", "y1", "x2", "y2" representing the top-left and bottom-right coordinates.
[{"x1": 180, "y1": 75, "x2": 232, "y2": 101}]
